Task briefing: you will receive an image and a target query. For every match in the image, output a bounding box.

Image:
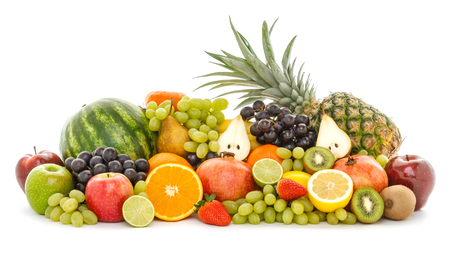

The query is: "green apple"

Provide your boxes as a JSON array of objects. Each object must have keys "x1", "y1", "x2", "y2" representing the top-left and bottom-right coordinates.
[{"x1": 25, "y1": 163, "x2": 74, "y2": 214}]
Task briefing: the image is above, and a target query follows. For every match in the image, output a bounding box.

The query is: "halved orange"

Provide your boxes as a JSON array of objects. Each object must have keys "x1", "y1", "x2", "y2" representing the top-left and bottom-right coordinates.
[
  {"x1": 307, "y1": 169, "x2": 353, "y2": 213},
  {"x1": 148, "y1": 152, "x2": 192, "y2": 173},
  {"x1": 145, "y1": 163, "x2": 203, "y2": 221}
]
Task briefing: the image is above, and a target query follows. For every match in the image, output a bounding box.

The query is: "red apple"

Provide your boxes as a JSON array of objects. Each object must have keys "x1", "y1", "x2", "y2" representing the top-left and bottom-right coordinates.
[
  {"x1": 385, "y1": 154, "x2": 435, "y2": 211},
  {"x1": 85, "y1": 173, "x2": 134, "y2": 222},
  {"x1": 16, "y1": 146, "x2": 64, "y2": 193},
  {"x1": 196, "y1": 156, "x2": 258, "y2": 202},
  {"x1": 333, "y1": 155, "x2": 388, "y2": 193}
]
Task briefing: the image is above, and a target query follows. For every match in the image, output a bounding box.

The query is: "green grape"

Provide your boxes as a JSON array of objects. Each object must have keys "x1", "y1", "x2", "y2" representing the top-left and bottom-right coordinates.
[
  {"x1": 205, "y1": 115, "x2": 217, "y2": 129},
  {"x1": 177, "y1": 100, "x2": 190, "y2": 112},
  {"x1": 313, "y1": 210, "x2": 327, "y2": 222},
  {"x1": 275, "y1": 211, "x2": 283, "y2": 223},
  {"x1": 48, "y1": 193, "x2": 64, "y2": 207},
  {"x1": 298, "y1": 197, "x2": 314, "y2": 212},
  {"x1": 276, "y1": 147, "x2": 292, "y2": 159},
  {"x1": 264, "y1": 193, "x2": 276, "y2": 206},
  {"x1": 158, "y1": 100, "x2": 171, "y2": 109},
  {"x1": 376, "y1": 154, "x2": 389, "y2": 169},
  {"x1": 149, "y1": 117, "x2": 162, "y2": 132},
  {"x1": 62, "y1": 198, "x2": 79, "y2": 213},
  {"x1": 181, "y1": 96, "x2": 190, "y2": 101},
  {"x1": 306, "y1": 212, "x2": 320, "y2": 224},
  {"x1": 248, "y1": 212, "x2": 260, "y2": 225},
  {"x1": 263, "y1": 184, "x2": 274, "y2": 196},
  {"x1": 71, "y1": 211, "x2": 84, "y2": 227},
  {"x1": 291, "y1": 199, "x2": 305, "y2": 215},
  {"x1": 185, "y1": 118, "x2": 201, "y2": 129},
  {"x1": 236, "y1": 198, "x2": 247, "y2": 206},
  {"x1": 50, "y1": 206, "x2": 64, "y2": 222},
  {"x1": 326, "y1": 212, "x2": 339, "y2": 225},
  {"x1": 203, "y1": 99, "x2": 212, "y2": 110},
  {"x1": 281, "y1": 159, "x2": 293, "y2": 172},
  {"x1": 82, "y1": 210, "x2": 98, "y2": 225},
  {"x1": 264, "y1": 207, "x2": 276, "y2": 224},
  {"x1": 358, "y1": 149, "x2": 369, "y2": 155},
  {"x1": 294, "y1": 213, "x2": 308, "y2": 225},
  {"x1": 282, "y1": 207, "x2": 294, "y2": 224},
  {"x1": 196, "y1": 143, "x2": 209, "y2": 159},
  {"x1": 211, "y1": 98, "x2": 229, "y2": 111},
  {"x1": 175, "y1": 112, "x2": 189, "y2": 123},
  {"x1": 258, "y1": 212, "x2": 265, "y2": 222},
  {"x1": 199, "y1": 124, "x2": 211, "y2": 134},
  {"x1": 292, "y1": 147, "x2": 305, "y2": 159},
  {"x1": 207, "y1": 130, "x2": 219, "y2": 141},
  {"x1": 188, "y1": 128, "x2": 198, "y2": 139},
  {"x1": 238, "y1": 203, "x2": 253, "y2": 216},
  {"x1": 59, "y1": 196, "x2": 69, "y2": 207},
  {"x1": 188, "y1": 98, "x2": 205, "y2": 110},
  {"x1": 335, "y1": 208, "x2": 348, "y2": 221},
  {"x1": 253, "y1": 200, "x2": 267, "y2": 214},
  {"x1": 212, "y1": 125, "x2": 219, "y2": 132},
  {"x1": 208, "y1": 141, "x2": 220, "y2": 153},
  {"x1": 184, "y1": 141, "x2": 200, "y2": 153},
  {"x1": 45, "y1": 206, "x2": 56, "y2": 219},
  {"x1": 146, "y1": 101, "x2": 158, "y2": 111},
  {"x1": 274, "y1": 199, "x2": 287, "y2": 212},
  {"x1": 192, "y1": 131, "x2": 208, "y2": 143},
  {"x1": 145, "y1": 109, "x2": 155, "y2": 119},
  {"x1": 245, "y1": 190, "x2": 264, "y2": 204},
  {"x1": 232, "y1": 213, "x2": 248, "y2": 224},
  {"x1": 210, "y1": 110, "x2": 225, "y2": 124},
  {"x1": 78, "y1": 204, "x2": 89, "y2": 212},
  {"x1": 69, "y1": 189, "x2": 85, "y2": 203},
  {"x1": 341, "y1": 212, "x2": 357, "y2": 225},
  {"x1": 200, "y1": 110, "x2": 209, "y2": 121},
  {"x1": 60, "y1": 212, "x2": 73, "y2": 225},
  {"x1": 155, "y1": 108, "x2": 168, "y2": 120},
  {"x1": 134, "y1": 180, "x2": 147, "y2": 195},
  {"x1": 293, "y1": 159, "x2": 304, "y2": 171},
  {"x1": 187, "y1": 108, "x2": 202, "y2": 119},
  {"x1": 222, "y1": 200, "x2": 239, "y2": 215},
  {"x1": 164, "y1": 104, "x2": 175, "y2": 115},
  {"x1": 138, "y1": 192, "x2": 149, "y2": 199}
]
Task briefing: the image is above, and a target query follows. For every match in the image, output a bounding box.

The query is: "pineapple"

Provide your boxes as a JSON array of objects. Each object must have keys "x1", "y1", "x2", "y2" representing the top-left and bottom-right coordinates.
[{"x1": 195, "y1": 18, "x2": 402, "y2": 159}]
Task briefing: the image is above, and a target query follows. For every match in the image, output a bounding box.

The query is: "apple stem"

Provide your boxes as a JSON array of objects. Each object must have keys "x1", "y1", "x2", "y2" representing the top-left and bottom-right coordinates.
[
  {"x1": 406, "y1": 154, "x2": 409, "y2": 162},
  {"x1": 34, "y1": 146, "x2": 37, "y2": 155}
]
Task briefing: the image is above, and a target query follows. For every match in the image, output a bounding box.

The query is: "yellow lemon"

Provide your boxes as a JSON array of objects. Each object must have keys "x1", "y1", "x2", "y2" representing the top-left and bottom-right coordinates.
[{"x1": 282, "y1": 171, "x2": 311, "y2": 188}]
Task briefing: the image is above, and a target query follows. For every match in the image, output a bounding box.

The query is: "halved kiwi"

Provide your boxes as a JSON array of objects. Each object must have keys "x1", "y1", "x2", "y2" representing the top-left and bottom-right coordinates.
[
  {"x1": 303, "y1": 146, "x2": 335, "y2": 174},
  {"x1": 351, "y1": 187, "x2": 384, "y2": 223}
]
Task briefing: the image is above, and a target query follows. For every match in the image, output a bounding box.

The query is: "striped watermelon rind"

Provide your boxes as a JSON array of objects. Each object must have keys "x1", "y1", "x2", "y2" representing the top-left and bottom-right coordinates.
[{"x1": 59, "y1": 98, "x2": 157, "y2": 161}]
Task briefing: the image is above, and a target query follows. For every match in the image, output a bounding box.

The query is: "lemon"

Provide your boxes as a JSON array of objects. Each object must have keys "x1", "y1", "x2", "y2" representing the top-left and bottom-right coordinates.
[
  {"x1": 122, "y1": 195, "x2": 155, "y2": 228},
  {"x1": 307, "y1": 169, "x2": 353, "y2": 213},
  {"x1": 252, "y1": 158, "x2": 284, "y2": 187},
  {"x1": 282, "y1": 171, "x2": 311, "y2": 188}
]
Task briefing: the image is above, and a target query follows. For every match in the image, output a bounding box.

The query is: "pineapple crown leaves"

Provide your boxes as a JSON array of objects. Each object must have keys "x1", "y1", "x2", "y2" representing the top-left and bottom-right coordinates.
[
  {"x1": 194, "y1": 193, "x2": 217, "y2": 212},
  {"x1": 194, "y1": 17, "x2": 317, "y2": 113}
]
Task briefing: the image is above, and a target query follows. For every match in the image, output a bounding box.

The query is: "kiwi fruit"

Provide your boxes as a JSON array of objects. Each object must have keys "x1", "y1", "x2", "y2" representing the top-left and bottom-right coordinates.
[
  {"x1": 380, "y1": 185, "x2": 416, "y2": 220},
  {"x1": 351, "y1": 187, "x2": 384, "y2": 223},
  {"x1": 303, "y1": 146, "x2": 335, "y2": 174}
]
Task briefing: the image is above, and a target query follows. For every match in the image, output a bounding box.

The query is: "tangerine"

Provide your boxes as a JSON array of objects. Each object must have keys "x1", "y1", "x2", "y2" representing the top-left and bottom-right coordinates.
[
  {"x1": 144, "y1": 90, "x2": 186, "y2": 111},
  {"x1": 246, "y1": 144, "x2": 284, "y2": 168},
  {"x1": 148, "y1": 152, "x2": 192, "y2": 173}
]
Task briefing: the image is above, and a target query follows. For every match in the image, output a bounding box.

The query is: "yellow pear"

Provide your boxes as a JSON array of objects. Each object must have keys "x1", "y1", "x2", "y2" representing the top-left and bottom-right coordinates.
[
  {"x1": 217, "y1": 115, "x2": 251, "y2": 161},
  {"x1": 156, "y1": 115, "x2": 191, "y2": 158},
  {"x1": 315, "y1": 113, "x2": 352, "y2": 161}
]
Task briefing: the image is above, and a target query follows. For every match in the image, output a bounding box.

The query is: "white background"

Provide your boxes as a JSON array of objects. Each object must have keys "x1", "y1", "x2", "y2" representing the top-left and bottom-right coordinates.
[{"x1": 1, "y1": 1, "x2": 448, "y2": 252}]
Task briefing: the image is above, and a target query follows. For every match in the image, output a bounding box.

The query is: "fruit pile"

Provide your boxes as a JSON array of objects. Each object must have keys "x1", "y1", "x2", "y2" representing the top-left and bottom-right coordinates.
[{"x1": 15, "y1": 18, "x2": 436, "y2": 229}]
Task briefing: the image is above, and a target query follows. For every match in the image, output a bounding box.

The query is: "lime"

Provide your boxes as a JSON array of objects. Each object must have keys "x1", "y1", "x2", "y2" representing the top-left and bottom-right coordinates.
[
  {"x1": 122, "y1": 195, "x2": 155, "y2": 228},
  {"x1": 252, "y1": 158, "x2": 283, "y2": 187}
]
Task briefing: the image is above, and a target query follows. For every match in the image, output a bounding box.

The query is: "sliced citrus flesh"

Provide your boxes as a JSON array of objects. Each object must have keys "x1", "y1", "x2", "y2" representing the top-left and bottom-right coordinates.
[
  {"x1": 252, "y1": 158, "x2": 284, "y2": 187},
  {"x1": 145, "y1": 163, "x2": 203, "y2": 221},
  {"x1": 122, "y1": 195, "x2": 155, "y2": 227},
  {"x1": 307, "y1": 169, "x2": 353, "y2": 213}
]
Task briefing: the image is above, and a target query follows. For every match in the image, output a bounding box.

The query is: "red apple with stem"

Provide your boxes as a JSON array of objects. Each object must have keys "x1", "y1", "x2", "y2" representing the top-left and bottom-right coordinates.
[
  {"x1": 85, "y1": 172, "x2": 134, "y2": 222},
  {"x1": 385, "y1": 154, "x2": 435, "y2": 211},
  {"x1": 15, "y1": 146, "x2": 64, "y2": 193}
]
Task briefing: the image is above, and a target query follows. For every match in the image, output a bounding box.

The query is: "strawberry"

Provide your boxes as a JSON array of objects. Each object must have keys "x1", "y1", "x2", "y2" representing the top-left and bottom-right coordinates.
[
  {"x1": 194, "y1": 194, "x2": 231, "y2": 226},
  {"x1": 276, "y1": 178, "x2": 308, "y2": 201}
]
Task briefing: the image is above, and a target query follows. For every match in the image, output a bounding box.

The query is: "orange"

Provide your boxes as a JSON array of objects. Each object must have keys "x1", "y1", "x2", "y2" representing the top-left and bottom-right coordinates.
[
  {"x1": 144, "y1": 90, "x2": 186, "y2": 111},
  {"x1": 148, "y1": 153, "x2": 192, "y2": 173},
  {"x1": 246, "y1": 144, "x2": 284, "y2": 168},
  {"x1": 145, "y1": 163, "x2": 203, "y2": 221}
]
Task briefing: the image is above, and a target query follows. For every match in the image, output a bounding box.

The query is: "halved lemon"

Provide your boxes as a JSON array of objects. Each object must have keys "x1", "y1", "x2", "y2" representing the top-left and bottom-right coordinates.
[
  {"x1": 122, "y1": 195, "x2": 155, "y2": 228},
  {"x1": 307, "y1": 169, "x2": 353, "y2": 213},
  {"x1": 252, "y1": 158, "x2": 284, "y2": 187}
]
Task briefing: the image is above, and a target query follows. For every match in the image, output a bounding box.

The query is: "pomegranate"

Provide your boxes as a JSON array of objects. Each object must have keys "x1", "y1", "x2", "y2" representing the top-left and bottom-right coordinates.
[
  {"x1": 333, "y1": 155, "x2": 388, "y2": 193},
  {"x1": 196, "y1": 152, "x2": 258, "y2": 202}
]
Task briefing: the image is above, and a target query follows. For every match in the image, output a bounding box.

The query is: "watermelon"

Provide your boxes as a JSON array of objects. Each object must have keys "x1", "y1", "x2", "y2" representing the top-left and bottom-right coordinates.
[{"x1": 59, "y1": 98, "x2": 157, "y2": 161}]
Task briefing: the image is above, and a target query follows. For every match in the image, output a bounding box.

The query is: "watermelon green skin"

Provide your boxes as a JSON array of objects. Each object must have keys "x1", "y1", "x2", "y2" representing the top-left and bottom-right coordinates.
[{"x1": 59, "y1": 98, "x2": 157, "y2": 161}]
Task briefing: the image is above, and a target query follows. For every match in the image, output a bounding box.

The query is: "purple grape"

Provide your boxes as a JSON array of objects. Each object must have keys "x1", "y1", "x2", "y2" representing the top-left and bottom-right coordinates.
[
  {"x1": 255, "y1": 110, "x2": 270, "y2": 120},
  {"x1": 297, "y1": 137, "x2": 311, "y2": 150},
  {"x1": 93, "y1": 163, "x2": 107, "y2": 175},
  {"x1": 240, "y1": 106, "x2": 255, "y2": 120},
  {"x1": 258, "y1": 119, "x2": 272, "y2": 133},
  {"x1": 294, "y1": 114, "x2": 310, "y2": 126},
  {"x1": 117, "y1": 154, "x2": 132, "y2": 165},
  {"x1": 135, "y1": 159, "x2": 150, "y2": 174},
  {"x1": 89, "y1": 155, "x2": 104, "y2": 169},
  {"x1": 108, "y1": 160, "x2": 122, "y2": 173},
  {"x1": 71, "y1": 158, "x2": 87, "y2": 174},
  {"x1": 281, "y1": 114, "x2": 295, "y2": 129},
  {"x1": 263, "y1": 130, "x2": 278, "y2": 143},
  {"x1": 124, "y1": 168, "x2": 138, "y2": 183},
  {"x1": 266, "y1": 103, "x2": 281, "y2": 117},
  {"x1": 78, "y1": 170, "x2": 93, "y2": 185},
  {"x1": 252, "y1": 100, "x2": 265, "y2": 112},
  {"x1": 282, "y1": 129, "x2": 295, "y2": 142},
  {"x1": 250, "y1": 121, "x2": 263, "y2": 137},
  {"x1": 294, "y1": 123, "x2": 308, "y2": 137}
]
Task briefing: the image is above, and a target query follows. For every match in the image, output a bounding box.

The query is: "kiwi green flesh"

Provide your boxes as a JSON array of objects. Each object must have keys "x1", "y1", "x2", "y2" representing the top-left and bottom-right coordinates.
[
  {"x1": 304, "y1": 147, "x2": 335, "y2": 172},
  {"x1": 351, "y1": 187, "x2": 384, "y2": 223}
]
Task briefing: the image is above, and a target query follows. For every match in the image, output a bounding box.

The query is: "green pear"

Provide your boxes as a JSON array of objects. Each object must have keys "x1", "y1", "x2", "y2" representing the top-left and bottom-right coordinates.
[
  {"x1": 156, "y1": 115, "x2": 191, "y2": 158},
  {"x1": 315, "y1": 113, "x2": 352, "y2": 161}
]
